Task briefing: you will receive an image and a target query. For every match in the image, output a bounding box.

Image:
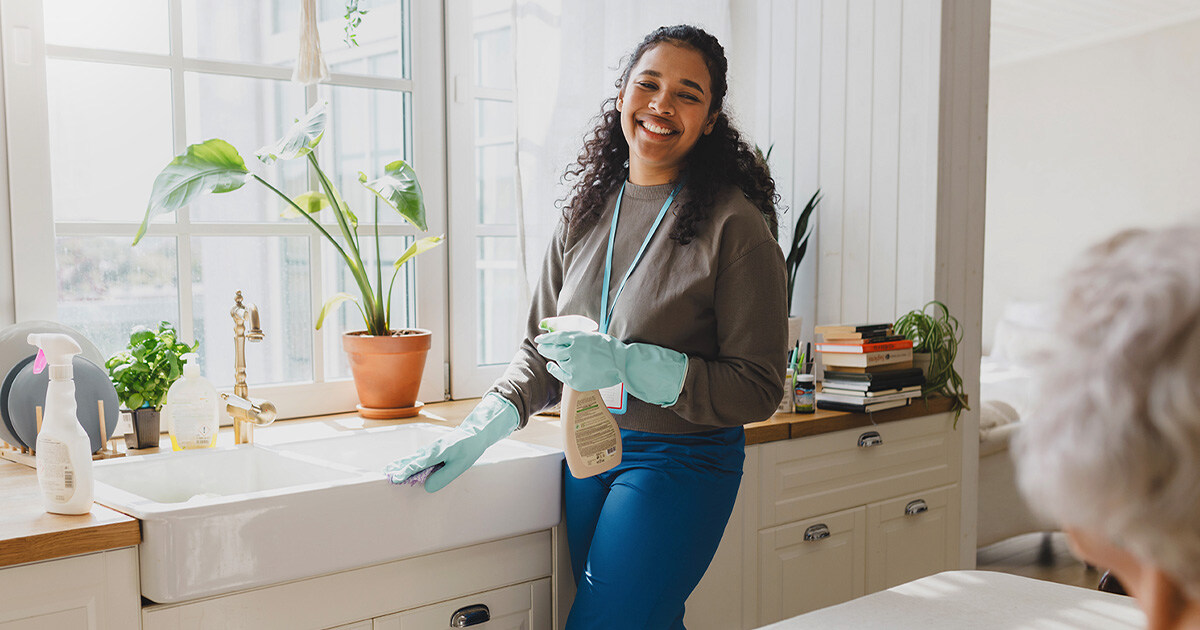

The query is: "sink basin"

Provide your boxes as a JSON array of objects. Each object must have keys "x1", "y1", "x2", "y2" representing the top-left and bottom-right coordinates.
[{"x1": 94, "y1": 423, "x2": 563, "y2": 604}]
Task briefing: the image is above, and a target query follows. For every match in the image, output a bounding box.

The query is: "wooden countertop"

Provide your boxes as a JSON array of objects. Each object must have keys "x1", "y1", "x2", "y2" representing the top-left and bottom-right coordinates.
[
  {"x1": 0, "y1": 395, "x2": 955, "y2": 569},
  {"x1": 0, "y1": 459, "x2": 140, "y2": 569}
]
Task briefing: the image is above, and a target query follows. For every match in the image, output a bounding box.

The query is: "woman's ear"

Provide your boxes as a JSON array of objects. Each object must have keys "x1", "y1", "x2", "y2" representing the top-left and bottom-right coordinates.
[
  {"x1": 616, "y1": 89, "x2": 625, "y2": 112},
  {"x1": 704, "y1": 112, "x2": 718, "y2": 135}
]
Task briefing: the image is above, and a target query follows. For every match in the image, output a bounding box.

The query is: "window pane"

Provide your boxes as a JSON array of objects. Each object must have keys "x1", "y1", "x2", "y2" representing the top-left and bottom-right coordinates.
[
  {"x1": 56, "y1": 236, "x2": 179, "y2": 362},
  {"x1": 473, "y1": 25, "x2": 513, "y2": 90},
  {"x1": 321, "y1": 236, "x2": 417, "y2": 380},
  {"x1": 477, "y1": 237, "x2": 522, "y2": 365},
  {"x1": 44, "y1": 0, "x2": 169, "y2": 55},
  {"x1": 475, "y1": 99, "x2": 515, "y2": 225},
  {"x1": 184, "y1": 73, "x2": 307, "y2": 223},
  {"x1": 192, "y1": 236, "x2": 313, "y2": 389},
  {"x1": 317, "y1": 85, "x2": 412, "y2": 226},
  {"x1": 184, "y1": 0, "x2": 409, "y2": 79},
  {"x1": 46, "y1": 60, "x2": 173, "y2": 223}
]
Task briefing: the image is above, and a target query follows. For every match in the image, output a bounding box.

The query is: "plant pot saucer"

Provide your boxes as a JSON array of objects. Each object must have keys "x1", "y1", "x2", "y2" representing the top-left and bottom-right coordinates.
[{"x1": 356, "y1": 401, "x2": 424, "y2": 420}]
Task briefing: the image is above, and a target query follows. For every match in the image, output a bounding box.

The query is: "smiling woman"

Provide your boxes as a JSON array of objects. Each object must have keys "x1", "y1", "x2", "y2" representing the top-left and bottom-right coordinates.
[{"x1": 391, "y1": 24, "x2": 788, "y2": 630}]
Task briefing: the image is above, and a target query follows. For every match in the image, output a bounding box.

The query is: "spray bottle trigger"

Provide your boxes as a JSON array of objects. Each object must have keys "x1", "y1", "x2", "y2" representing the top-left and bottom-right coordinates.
[{"x1": 33, "y1": 349, "x2": 47, "y2": 375}]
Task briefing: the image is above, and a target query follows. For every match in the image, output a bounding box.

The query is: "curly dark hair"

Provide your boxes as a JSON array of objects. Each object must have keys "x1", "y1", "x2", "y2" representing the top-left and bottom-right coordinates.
[{"x1": 561, "y1": 24, "x2": 779, "y2": 243}]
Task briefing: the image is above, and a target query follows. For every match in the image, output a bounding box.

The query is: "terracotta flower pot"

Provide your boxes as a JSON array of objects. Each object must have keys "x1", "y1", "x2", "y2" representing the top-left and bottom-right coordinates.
[{"x1": 342, "y1": 329, "x2": 432, "y2": 418}]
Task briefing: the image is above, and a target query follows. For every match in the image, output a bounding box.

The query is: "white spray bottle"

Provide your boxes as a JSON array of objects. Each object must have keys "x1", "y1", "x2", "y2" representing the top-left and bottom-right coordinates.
[
  {"x1": 28, "y1": 333, "x2": 94, "y2": 515},
  {"x1": 540, "y1": 315, "x2": 622, "y2": 478}
]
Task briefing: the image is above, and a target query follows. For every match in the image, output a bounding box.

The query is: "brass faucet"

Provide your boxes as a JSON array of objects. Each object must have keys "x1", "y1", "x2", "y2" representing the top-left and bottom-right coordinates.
[{"x1": 223, "y1": 291, "x2": 276, "y2": 444}]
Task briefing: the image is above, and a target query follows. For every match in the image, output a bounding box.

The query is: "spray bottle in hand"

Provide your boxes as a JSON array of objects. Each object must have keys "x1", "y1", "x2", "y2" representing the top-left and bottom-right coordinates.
[
  {"x1": 539, "y1": 315, "x2": 622, "y2": 478},
  {"x1": 27, "y1": 333, "x2": 94, "y2": 515}
]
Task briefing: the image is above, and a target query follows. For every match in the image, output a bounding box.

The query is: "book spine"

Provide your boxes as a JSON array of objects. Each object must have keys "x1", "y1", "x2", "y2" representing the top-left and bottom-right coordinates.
[
  {"x1": 813, "y1": 323, "x2": 893, "y2": 335},
  {"x1": 820, "y1": 347, "x2": 913, "y2": 367},
  {"x1": 815, "y1": 339, "x2": 913, "y2": 354}
]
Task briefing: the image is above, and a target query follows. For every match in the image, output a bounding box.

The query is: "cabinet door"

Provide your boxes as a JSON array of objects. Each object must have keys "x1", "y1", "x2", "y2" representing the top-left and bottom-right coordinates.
[
  {"x1": 757, "y1": 506, "x2": 866, "y2": 627},
  {"x1": 0, "y1": 548, "x2": 139, "y2": 630},
  {"x1": 866, "y1": 484, "x2": 960, "y2": 592},
  {"x1": 374, "y1": 578, "x2": 550, "y2": 630}
]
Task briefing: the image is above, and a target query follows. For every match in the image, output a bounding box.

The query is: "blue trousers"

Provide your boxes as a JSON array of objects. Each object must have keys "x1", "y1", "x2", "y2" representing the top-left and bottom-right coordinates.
[{"x1": 564, "y1": 426, "x2": 745, "y2": 630}]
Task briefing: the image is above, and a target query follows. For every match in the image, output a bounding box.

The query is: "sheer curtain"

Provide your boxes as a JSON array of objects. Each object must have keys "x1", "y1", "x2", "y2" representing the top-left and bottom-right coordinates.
[{"x1": 511, "y1": 1, "x2": 732, "y2": 296}]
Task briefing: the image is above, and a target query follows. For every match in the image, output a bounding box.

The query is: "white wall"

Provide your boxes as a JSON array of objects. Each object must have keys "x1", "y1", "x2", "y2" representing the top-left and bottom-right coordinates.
[
  {"x1": 752, "y1": 0, "x2": 988, "y2": 566},
  {"x1": 984, "y1": 17, "x2": 1200, "y2": 352}
]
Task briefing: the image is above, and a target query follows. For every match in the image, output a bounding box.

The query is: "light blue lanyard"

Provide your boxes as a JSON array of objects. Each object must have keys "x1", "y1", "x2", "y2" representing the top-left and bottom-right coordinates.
[{"x1": 599, "y1": 180, "x2": 683, "y2": 335}]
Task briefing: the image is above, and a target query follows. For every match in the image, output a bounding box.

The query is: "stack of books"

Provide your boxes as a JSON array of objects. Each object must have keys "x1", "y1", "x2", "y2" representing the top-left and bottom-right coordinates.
[{"x1": 813, "y1": 323, "x2": 924, "y2": 413}]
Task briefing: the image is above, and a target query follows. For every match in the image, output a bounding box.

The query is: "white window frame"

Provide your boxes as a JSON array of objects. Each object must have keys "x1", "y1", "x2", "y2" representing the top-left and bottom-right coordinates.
[
  {"x1": 445, "y1": 1, "x2": 523, "y2": 397},
  {"x1": 0, "y1": 0, "x2": 449, "y2": 418}
]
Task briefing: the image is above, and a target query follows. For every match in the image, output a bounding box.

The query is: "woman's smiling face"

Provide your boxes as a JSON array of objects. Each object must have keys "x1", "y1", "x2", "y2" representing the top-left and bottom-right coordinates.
[{"x1": 617, "y1": 42, "x2": 716, "y2": 185}]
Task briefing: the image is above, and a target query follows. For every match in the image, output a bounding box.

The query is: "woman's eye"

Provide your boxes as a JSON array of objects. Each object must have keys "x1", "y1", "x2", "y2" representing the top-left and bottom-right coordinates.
[
  {"x1": 637, "y1": 81, "x2": 657, "y2": 90},
  {"x1": 680, "y1": 93, "x2": 700, "y2": 102}
]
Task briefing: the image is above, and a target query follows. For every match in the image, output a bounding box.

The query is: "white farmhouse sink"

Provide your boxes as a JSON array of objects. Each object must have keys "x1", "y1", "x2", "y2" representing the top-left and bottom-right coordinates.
[{"x1": 94, "y1": 423, "x2": 563, "y2": 604}]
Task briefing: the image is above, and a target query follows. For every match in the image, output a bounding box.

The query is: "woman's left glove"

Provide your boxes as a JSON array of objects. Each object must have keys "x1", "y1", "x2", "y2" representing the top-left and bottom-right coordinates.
[{"x1": 534, "y1": 330, "x2": 688, "y2": 406}]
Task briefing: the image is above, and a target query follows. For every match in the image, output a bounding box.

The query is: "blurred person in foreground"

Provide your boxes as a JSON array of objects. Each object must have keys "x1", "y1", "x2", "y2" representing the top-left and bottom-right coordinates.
[{"x1": 1014, "y1": 225, "x2": 1200, "y2": 630}]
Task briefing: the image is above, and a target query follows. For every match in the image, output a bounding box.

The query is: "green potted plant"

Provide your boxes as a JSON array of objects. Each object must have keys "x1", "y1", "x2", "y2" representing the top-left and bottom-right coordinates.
[
  {"x1": 105, "y1": 321, "x2": 198, "y2": 448},
  {"x1": 134, "y1": 102, "x2": 443, "y2": 417},
  {"x1": 893, "y1": 300, "x2": 970, "y2": 422}
]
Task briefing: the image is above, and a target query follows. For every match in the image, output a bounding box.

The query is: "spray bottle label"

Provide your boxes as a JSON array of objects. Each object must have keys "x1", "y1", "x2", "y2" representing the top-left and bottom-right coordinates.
[{"x1": 36, "y1": 438, "x2": 76, "y2": 503}]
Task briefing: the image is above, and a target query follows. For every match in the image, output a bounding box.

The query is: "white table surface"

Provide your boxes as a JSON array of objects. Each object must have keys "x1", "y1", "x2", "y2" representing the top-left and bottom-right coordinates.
[{"x1": 758, "y1": 570, "x2": 1145, "y2": 629}]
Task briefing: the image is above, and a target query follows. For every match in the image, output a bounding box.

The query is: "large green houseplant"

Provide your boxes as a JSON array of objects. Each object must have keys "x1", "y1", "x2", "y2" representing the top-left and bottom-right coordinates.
[
  {"x1": 135, "y1": 101, "x2": 443, "y2": 416},
  {"x1": 894, "y1": 300, "x2": 970, "y2": 423}
]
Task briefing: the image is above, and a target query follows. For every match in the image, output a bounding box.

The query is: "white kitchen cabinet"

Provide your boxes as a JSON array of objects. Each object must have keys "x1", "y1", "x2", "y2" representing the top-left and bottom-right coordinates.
[
  {"x1": 142, "y1": 531, "x2": 552, "y2": 630},
  {"x1": 685, "y1": 411, "x2": 963, "y2": 629},
  {"x1": 374, "y1": 578, "x2": 550, "y2": 629},
  {"x1": 758, "y1": 506, "x2": 867, "y2": 621},
  {"x1": 0, "y1": 547, "x2": 140, "y2": 630}
]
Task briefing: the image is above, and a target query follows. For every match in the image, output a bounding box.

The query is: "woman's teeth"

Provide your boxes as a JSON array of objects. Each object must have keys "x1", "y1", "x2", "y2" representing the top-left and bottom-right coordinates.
[{"x1": 641, "y1": 121, "x2": 676, "y2": 135}]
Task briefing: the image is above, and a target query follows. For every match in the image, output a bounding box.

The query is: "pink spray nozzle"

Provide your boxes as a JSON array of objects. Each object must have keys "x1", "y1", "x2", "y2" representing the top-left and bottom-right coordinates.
[{"x1": 33, "y1": 349, "x2": 48, "y2": 374}]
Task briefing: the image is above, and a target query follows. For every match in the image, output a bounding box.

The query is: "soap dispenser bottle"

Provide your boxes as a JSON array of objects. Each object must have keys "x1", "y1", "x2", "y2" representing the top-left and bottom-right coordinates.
[
  {"x1": 27, "y1": 333, "x2": 94, "y2": 515},
  {"x1": 165, "y1": 353, "x2": 219, "y2": 450}
]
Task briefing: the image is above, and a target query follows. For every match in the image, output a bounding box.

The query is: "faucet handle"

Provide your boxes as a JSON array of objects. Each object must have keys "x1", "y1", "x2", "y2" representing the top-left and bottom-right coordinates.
[{"x1": 222, "y1": 393, "x2": 277, "y2": 427}]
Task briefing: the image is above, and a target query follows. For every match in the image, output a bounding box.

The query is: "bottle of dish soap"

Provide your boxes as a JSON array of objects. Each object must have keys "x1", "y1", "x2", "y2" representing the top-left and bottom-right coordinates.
[
  {"x1": 165, "y1": 353, "x2": 219, "y2": 450},
  {"x1": 539, "y1": 315, "x2": 622, "y2": 479},
  {"x1": 27, "y1": 333, "x2": 94, "y2": 515}
]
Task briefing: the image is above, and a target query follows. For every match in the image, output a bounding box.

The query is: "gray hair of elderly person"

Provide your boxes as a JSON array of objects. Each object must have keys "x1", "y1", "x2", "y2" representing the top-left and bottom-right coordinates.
[{"x1": 1013, "y1": 225, "x2": 1200, "y2": 601}]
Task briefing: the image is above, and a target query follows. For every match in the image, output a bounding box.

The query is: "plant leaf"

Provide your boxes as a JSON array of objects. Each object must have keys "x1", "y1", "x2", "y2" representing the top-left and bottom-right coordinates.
[
  {"x1": 135, "y1": 139, "x2": 250, "y2": 245},
  {"x1": 360, "y1": 160, "x2": 428, "y2": 231},
  {"x1": 284, "y1": 191, "x2": 331, "y2": 218},
  {"x1": 256, "y1": 101, "x2": 328, "y2": 164},
  {"x1": 393, "y1": 235, "x2": 444, "y2": 270},
  {"x1": 316, "y1": 292, "x2": 359, "y2": 330}
]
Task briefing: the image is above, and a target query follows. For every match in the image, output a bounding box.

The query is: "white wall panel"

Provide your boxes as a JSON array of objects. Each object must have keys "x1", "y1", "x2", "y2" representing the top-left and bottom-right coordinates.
[
  {"x1": 815, "y1": 0, "x2": 847, "y2": 327},
  {"x1": 868, "y1": 0, "x2": 902, "y2": 323},
  {"x1": 763, "y1": 0, "x2": 987, "y2": 567}
]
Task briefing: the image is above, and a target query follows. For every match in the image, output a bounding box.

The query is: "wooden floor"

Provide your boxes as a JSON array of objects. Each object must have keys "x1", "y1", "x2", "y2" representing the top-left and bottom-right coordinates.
[{"x1": 976, "y1": 531, "x2": 1101, "y2": 590}]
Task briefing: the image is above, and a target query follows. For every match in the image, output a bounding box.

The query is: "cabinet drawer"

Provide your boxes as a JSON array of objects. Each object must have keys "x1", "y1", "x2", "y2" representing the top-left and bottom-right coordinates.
[
  {"x1": 760, "y1": 414, "x2": 954, "y2": 527},
  {"x1": 867, "y1": 484, "x2": 960, "y2": 593},
  {"x1": 758, "y1": 506, "x2": 866, "y2": 626},
  {"x1": 374, "y1": 578, "x2": 550, "y2": 630}
]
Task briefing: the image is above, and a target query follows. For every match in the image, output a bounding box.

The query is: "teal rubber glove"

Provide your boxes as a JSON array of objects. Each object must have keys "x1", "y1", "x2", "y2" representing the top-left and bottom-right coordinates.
[
  {"x1": 385, "y1": 392, "x2": 519, "y2": 492},
  {"x1": 534, "y1": 330, "x2": 689, "y2": 406}
]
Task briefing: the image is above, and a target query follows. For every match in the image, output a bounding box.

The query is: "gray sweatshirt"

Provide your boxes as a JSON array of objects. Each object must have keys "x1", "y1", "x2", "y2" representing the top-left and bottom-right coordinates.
[{"x1": 491, "y1": 181, "x2": 788, "y2": 434}]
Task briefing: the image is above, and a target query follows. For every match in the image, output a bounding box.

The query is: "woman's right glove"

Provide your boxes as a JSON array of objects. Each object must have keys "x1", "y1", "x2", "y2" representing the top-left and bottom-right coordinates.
[{"x1": 385, "y1": 392, "x2": 519, "y2": 492}]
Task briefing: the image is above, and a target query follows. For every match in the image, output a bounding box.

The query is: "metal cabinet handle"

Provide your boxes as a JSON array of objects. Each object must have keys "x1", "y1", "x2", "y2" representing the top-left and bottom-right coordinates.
[
  {"x1": 450, "y1": 604, "x2": 491, "y2": 627},
  {"x1": 905, "y1": 499, "x2": 929, "y2": 516},
  {"x1": 804, "y1": 524, "x2": 831, "y2": 541},
  {"x1": 858, "y1": 431, "x2": 883, "y2": 448}
]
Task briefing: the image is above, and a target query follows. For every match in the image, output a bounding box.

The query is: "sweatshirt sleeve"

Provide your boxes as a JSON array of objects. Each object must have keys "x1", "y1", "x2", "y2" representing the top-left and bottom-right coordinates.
[
  {"x1": 669, "y1": 236, "x2": 788, "y2": 427},
  {"x1": 488, "y1": 221, "x2": 567, "y2": 428}
]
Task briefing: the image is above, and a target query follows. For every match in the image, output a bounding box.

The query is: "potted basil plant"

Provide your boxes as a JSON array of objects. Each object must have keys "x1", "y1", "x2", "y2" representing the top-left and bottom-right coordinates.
[
  {"x1": 134, "y1": 101, "x2": 443, "y2": 418},
  {"x1": 105, "y1": 322, "x2": 198, "y2": 448}
]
